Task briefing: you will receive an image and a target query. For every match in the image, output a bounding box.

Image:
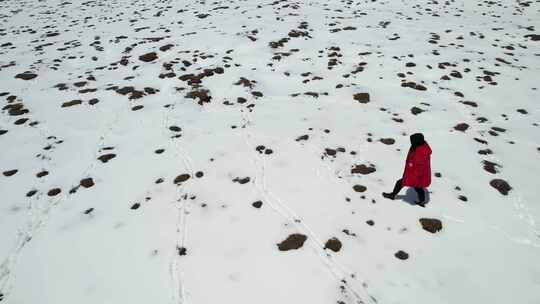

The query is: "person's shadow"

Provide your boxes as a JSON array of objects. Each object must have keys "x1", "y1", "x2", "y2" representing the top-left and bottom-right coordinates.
[{"x1": 395, "y1": 188, "x2": 431, "y2": 206}]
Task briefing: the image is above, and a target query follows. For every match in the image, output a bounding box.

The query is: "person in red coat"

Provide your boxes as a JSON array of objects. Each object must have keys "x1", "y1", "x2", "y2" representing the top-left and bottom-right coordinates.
[{"x1": 382, "y1": 133, "x2": 432, "y2": 207}]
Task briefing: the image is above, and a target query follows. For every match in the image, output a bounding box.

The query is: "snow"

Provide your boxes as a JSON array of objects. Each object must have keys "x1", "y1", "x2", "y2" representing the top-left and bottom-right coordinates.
[{"x1": 0, "y1": 0, "x2": 540, "y2": 303}]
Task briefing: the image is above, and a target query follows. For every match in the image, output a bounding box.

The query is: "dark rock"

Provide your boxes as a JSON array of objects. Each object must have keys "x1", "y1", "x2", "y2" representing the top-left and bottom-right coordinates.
[
  {"x1": 366, "y1": 220, "x2": 375, "y2": 226},
  {"x1": 115, "y1": 86, "x2": 145, "y2": 100},
  {"x1": 269, "y1": 37, "x2": 289, "y2": 49},
  {"x1": 325, "y1": 148, "x2": 337, "y2": 156},
  {"x1": 394, "y1": 250, "x2": 409, "y2": 260},
  {"x1": 277, "y1": 233, "x2": 307, "y2": 251},
  {"x1": 478, "y1": 149, "x2": 493, "y2": 155},
  {"x1": 186, "y1": 89, "x2": 211, "y2": 105},
  {"x1": 296, "y1": 135, "x2": 309, "y2": 141},
  {"x1": 177, "y1": 246, "x2": 187, "y2": 255},
  {"x1": 304, "y1": 92, "x2": 319, "y2": 98},
  {"x1": 401, "y1": 81, "x2": 416, "y2": 89},
  {"x1": 411, "y1": 107, "x2": 424, "y2": 115},
  {"x1": 131, "y1": 202, "x2": 140, "y2": 210},
  {"x1": 461, "y1": 101, "x2": 478, "y2": 107},
  {"x1": 159, "y1": 44, "x2": 174, "y2": 51},
  {"x1": 61, "y1": 99, "x2": 82, "y2": 108},
  {"x1": 414, "y1": 84, "x2": 427, "y2": 91},
  {"x1": 15, "y1": 72, "x2": 37, "y2": 80},
  {"x1": 454, "y1": 123, "x2": 469, "y2": 132},
  {"x1": 195, "y1": 171, "x2": 204, "y2": 178},
  {"x1": 458, "y1": 195, "x2": 468, "y2": 202},
  {"x1": 380, "y1": 138, "x2": 395, "y2": 145},
  {"x1": 324, "y1": 237, "x2": 342, "y2": 252},
  {"x1": 69, "y1": 186, "x2": 80, "y2": 194},
  {"x1": 450, "y1": 71, "x2": 462, "y2": 78},
  {"x1": 48, "y1": 188, "x2": 61, "y2": 196},
  {"x1": 2, "y1": 169, "x2": 17, "y2": 177},
  {"x1": 80, "y1": 177, "x2": 94, "y2": 188},
  {"x1": 482, "y1": 160, "x2": 500, "y2": 174},
  {"x1": 235, "y1": 77, "x2": 254, "y2": 88},
  {"x1": 491, "y1": 127, "x2": 506, "y2": 133},
  {"x1": 174, "y1": 174, "x2": 191, "y2": 184},
  {"x1": 353, "y1": 185, "x2": 367, "y2": 192},
  {"x1": 84, "y1": 208, "x2": 94, "y2": 214},
  {"x1": 139, "y1": 52, "x2": 158, "y2": 62},
  {"x1": 351, "y1": 164, "x2": 376, "y2": 175},
  {"x1": 88, "y1": 98, "x2": 99, "y2": 105},
  {"x1": 116, "y1": 86, "x2": 134, "y2": 95},
  {"x1": 495, "y1": 57, "x2": 511, "y2": 65},
  {"x1": 233, "y1": 177, "x2": 250, "y2": 184},
  {"x1": 14, "y1": 118, "x2": 28, "y2": 125},
  {"x1": 98, "y1": 153, "x2": 116, "y2": 163},
  {"x1": 159, "y1": 72, "x2": 176, "y2": 79},
  {"x1": 252, "y1": 200, "x2": 263, "y2": 208},
  {"x1": 476, "y1": 117, "x2": 488, "y2": 123},
  {"x1": 490, "y1": 179, "x2": 512, "y2": 195},
  {"x1": 488, "y1": 130, "x2": 499, "y2": 136},
  {"x1": 26, "y1": 189, "x2": 37, "y2": 197},
  {"x1": 474, "y1": 138, "x2": 488, "y2": 144},
  {"x1": 353, "y1": 93, "x2": 370, "y2": 103},
  {"x1": 3, "y1": 103, "x2": 29, "y2": 116},
  {"x1": 524, "y1": 34, "x2": 540, "y2": 41},
  {"x1": 79, "y1": 88, "x2": 97, "y2": 94},
  {"x1": 342, "y1": 229, "x2": 356, "y2": 236},
  {"x1": 419, "y1": 218, "x2": 443, "y2": 233}
]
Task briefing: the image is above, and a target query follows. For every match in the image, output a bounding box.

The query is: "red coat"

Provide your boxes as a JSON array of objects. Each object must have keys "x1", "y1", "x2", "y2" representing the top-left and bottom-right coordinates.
[{"x1": 402, "y1": 143, "x2": 432, "y2": 188}]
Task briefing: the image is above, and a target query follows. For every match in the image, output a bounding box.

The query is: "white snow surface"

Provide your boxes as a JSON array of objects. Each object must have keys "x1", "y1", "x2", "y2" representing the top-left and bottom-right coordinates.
[{"x1": 0, "y1": 0, "x2": 540, "y2": 303}]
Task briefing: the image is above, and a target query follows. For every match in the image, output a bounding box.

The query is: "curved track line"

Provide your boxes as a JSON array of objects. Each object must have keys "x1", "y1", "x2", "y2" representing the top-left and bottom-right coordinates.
[
  {"x1": 162, "y1": 89, "x2": 199, "y2": 304},
  {"x1": 0, "y1": 95, "x2": 128, "y2": 301},
  {"x1": 239, "y1": 107, "x2": 376, "y2": 304}
]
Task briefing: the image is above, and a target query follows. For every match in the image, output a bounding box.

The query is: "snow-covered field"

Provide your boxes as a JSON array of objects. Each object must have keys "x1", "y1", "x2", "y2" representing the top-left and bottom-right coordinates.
[{"x1": 1, "y1": 0, "x2": 539, "y2": 303}]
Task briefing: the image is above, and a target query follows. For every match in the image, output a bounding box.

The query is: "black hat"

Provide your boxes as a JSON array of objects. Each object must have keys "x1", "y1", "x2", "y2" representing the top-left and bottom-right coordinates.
[{"x1": 409, "y1": 133, "x2": 425, "y2": 151}]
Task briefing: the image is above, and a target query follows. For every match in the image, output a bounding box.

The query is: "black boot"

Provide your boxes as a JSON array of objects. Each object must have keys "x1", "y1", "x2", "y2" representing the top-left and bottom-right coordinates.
[
  {"x1": 382, "y1": 192, "x2": 395, "y2": 200},
  {"x1": 414, "y1": 188, "x2": 426, "y2": 207},
  {"x1": 382, "y1": 179, "x2": 403, "y2": 200}
]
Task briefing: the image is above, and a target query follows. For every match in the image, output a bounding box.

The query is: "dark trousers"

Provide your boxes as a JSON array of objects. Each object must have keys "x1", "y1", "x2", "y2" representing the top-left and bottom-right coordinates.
[{"x1": 392, "y1": 179, "x2": 425, "y2": 202}]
